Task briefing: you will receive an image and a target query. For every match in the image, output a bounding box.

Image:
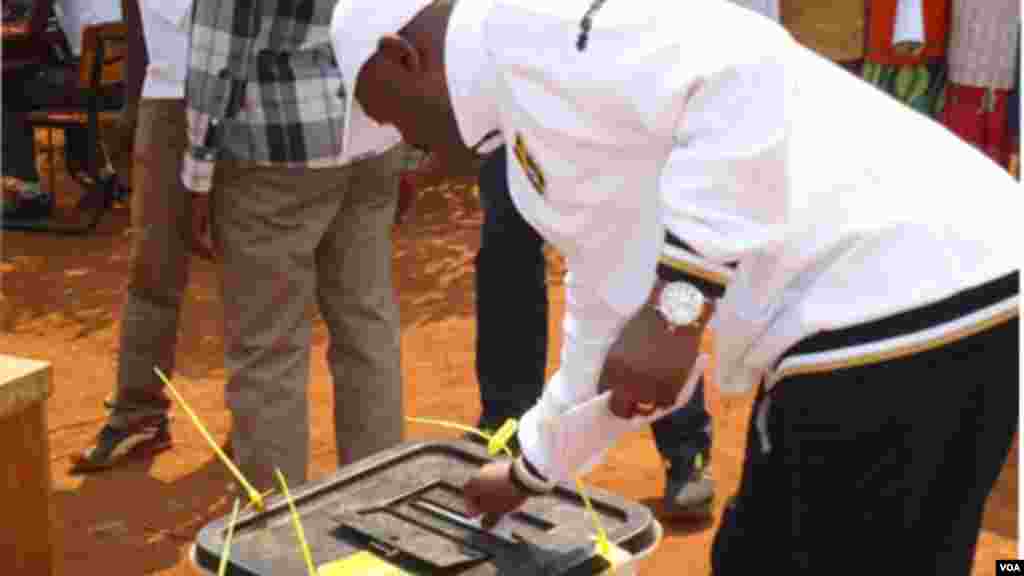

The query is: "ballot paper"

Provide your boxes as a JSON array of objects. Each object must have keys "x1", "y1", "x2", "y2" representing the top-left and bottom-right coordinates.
[
  {"x1": 892, "y1": 0, "x2": 925, "y2": 47},
  {"x1": 544, "y1": 354, "x2": 710, "y2": 479}
]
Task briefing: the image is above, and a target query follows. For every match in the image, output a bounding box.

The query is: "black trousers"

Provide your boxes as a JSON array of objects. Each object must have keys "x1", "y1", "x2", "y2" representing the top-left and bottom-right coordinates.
[
  {"x1": 2, "y1": 65, "x2": 122, "y2": 183},
  {"x1": 475, "y1": 145, "x2": 711, "y2": 466},
  {"x1": 712, "y1": 273, "x2": 1019, "y2": 575}
]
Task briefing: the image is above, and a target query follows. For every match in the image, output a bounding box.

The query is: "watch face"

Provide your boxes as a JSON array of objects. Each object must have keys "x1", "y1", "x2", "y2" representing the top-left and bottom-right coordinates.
[{"x1": 658, "y1": 282, "x2": 704, "y2": 327}]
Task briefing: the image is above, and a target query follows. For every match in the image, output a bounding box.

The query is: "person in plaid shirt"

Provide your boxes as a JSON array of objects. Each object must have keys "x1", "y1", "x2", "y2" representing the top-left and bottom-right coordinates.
[{"x1": 181, "y1": 0, "x2": 408, "y2": 491}]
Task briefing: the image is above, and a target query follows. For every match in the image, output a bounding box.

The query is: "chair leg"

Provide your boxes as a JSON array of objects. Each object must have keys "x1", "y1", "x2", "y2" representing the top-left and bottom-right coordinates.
[
  {"x1": 47, "y1": 128, "x2": 56, "y2": 205},
  {"x1": 2, "y1": 125, "x2": 108, "y2": 235}
]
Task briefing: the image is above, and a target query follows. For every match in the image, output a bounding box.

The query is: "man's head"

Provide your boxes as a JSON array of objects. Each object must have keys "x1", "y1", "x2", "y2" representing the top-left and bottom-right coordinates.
[{"x1": 332, "y1": 0, "x2": 475, "y2": 169}]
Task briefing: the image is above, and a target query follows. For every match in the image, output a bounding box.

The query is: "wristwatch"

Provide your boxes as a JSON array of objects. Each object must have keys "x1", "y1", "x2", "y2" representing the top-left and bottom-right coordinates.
[{"x1": 652, "y1": 281, "x2": 706, "y2": 332}]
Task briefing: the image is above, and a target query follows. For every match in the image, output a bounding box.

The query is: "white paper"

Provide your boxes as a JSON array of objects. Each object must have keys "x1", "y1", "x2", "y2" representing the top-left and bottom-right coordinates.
[
  {"x1": 893, "y1": 0, "x2": 925, "y2": 47},
  {"x1": 545, "y1": 354, "x2": 710, "y2": 479}
]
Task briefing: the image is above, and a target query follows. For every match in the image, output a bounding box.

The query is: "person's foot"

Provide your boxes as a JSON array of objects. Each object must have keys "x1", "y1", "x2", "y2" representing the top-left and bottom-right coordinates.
[
  {"x1": 69, "y1": 414, "x2": 172, "y2": 474},
  {"x1": 662, "y1": 452, "x2": 715, "y2": 521},
  {"x1": 2, "y1": 178, "x2": 52, "y2": 220}
]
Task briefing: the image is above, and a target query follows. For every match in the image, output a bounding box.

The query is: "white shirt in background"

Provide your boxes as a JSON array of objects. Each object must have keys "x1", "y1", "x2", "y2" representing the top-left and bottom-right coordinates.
[
  {"x1": 54, "y1": 0, "x2": 122, "y2": 56},
  {"x1": 138, "y1": 0, "x2": 191, "y2": 98},
  {"x1": 727, "y1": 0, "x2": 780, "y2": 21}
]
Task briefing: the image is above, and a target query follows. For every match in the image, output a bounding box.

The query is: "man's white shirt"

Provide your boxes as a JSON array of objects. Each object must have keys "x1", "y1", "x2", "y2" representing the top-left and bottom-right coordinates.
[
  {"x1": 138, "y1": 0, "x2": 192, "y2": 99},
  {"x1": 54, "y1": 0, "x2": 122, "y2": 56},
  {"x1": 445, "y1": 0, "x2": 1020, "y2": 483}
]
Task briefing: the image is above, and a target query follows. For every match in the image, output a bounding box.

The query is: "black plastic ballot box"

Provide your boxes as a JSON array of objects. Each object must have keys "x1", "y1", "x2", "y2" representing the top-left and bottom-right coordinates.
[{"x1": 191, "y1": 441, "x2": 661, "y2": 575}]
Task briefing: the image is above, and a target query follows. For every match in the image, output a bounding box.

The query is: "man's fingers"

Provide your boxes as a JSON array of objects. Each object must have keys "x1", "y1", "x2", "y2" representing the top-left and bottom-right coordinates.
[
  {"x1": 190, "y1": 194, "x2": 216, "y2": 261},
  {"x1": 190, "y1": 223, "x2": 215, "y2": 261}
]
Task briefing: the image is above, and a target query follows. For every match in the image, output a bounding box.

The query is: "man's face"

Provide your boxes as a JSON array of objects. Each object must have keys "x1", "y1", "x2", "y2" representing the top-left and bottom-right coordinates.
[
  {"x1": 355, "y1": 49, "x2": 457, "y2": 155},
  {"x1": 354, "y1": 36, "x2": 485, "y2": 182}
]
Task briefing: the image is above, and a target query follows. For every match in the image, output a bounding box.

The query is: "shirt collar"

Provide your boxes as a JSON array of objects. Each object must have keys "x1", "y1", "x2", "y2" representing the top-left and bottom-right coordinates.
[{"x1": 445, "y1": 0, "x2": 501, "y2": 150}]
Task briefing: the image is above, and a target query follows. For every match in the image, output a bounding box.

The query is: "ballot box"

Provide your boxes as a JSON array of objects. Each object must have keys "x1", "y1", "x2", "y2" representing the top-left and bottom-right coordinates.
[
  {"x1": 192, "y1": 441, "x2": 662, "y2": 575},
  {"x1": 0, "y1": 355, "x2": 54, "y2": 576}
]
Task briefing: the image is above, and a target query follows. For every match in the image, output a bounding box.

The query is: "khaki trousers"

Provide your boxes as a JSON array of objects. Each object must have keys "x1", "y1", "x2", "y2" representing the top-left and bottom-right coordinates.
[
  {"x1": 212, "y1": 148, "x2": 405, "y2": 490},
  {"x1": 109, "y1": 98, "x2": 189, "y2": 424}
]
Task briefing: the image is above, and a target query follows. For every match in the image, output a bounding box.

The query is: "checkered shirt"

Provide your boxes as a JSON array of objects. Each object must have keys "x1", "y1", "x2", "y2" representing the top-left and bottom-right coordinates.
[{"x1": 181, "y1": 0, "x2": 349, "y2": 193}]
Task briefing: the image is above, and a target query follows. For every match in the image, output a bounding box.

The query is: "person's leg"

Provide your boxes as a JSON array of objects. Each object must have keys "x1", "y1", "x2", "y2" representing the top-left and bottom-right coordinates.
[
  {"x1": 712, "y1": 277, "x2": 1018, "y2": 574},
  {"x1": 215, "y1": 161, "x2": 343, "y2": 491},
  {"x1": 474, "y1": 145, "x2": 548, "y2": 431},
  {"x1": 2, "y1": 108, "x2": 41, "y2": 184},
  {"x1": 99, "y1": 91, "x2": 140, "y2": 200},
  {"x1": 650, "y1": 376, "x2": 714, "y2": 519},
  {"x1": 315, "y1": 147, "x2": 404, "y2": 466},
  {"x1": 2, "y1": 70, "x2": 48, "y2": 217},
  {"x1": 71, "y1": 99, "x2": 190, "y2": 472}
]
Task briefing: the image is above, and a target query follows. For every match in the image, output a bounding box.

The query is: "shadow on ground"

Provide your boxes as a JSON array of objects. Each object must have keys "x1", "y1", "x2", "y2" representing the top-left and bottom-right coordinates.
[{"x1": 52, "y1": 452, "x2": 237, "y2": 575}]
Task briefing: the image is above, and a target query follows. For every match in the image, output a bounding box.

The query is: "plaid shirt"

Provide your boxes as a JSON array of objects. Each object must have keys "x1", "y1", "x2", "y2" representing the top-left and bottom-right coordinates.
[{"x1": 181, "y1": 0, "x2": 348, "y2": 192}]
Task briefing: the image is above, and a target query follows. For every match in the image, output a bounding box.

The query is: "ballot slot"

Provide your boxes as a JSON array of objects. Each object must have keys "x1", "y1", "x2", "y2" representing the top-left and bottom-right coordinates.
[
  {"x1": 329, "y1": 479, "x2": 567, "y2": 572},
  {"x1": 332, "y1": 507, "x2": 491, "y2": 573},
  {"x1": 416, "y1": 482, "x2": 556, "y2": 534}
]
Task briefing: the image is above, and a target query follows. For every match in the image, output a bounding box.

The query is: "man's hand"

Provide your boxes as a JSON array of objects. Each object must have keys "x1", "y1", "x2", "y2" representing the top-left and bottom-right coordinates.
[
  {"x1": 189, "y1": 192, "x2": 216, "y2": 261},
  {"x1": 600, "y1": 283, "x2": 712, "y2": 419},
  {"x1": 394, "y1": 173, "x2": 418, "y2": 226},
  {"x1": 463, "y1": 460, "x2": 529, "y2": 529}
]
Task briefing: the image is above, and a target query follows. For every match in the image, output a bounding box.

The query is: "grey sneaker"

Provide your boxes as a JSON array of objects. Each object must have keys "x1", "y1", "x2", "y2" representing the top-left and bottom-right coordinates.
[
  {"x1": 69, "y1": 414, "x2": 172, "y2": 474},
  {"x1": 662, "y1": 453, "x2": 715, "y2": 521}
]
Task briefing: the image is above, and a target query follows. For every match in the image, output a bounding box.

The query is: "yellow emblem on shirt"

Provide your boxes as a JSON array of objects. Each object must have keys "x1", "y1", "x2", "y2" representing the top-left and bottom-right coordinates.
[{"x1": 513, "y1": 132, "x2": 546, "y2": 196}]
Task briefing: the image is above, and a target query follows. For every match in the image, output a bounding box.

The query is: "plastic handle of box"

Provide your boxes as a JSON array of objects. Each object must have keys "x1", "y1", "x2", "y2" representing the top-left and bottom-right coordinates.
[{"x1": 367, "y1": 540, "x2": 400, "y2": 559}]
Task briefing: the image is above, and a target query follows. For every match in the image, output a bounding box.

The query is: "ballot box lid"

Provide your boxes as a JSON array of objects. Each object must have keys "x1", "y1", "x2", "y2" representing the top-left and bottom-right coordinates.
[{"x1": 193, "y1": 441, "x2": 659, "y2": 575}]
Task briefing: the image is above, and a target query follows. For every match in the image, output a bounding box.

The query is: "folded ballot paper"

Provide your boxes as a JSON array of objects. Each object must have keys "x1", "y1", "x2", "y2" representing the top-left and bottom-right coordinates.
[{"x1": 544, "y1": 354, "x2": 711, "y2": 479}]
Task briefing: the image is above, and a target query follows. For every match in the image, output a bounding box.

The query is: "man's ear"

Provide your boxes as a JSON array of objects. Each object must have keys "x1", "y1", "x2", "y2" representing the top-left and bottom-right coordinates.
[{"x1": 376, "y1": 34, "x2": 422, "y2": 74}]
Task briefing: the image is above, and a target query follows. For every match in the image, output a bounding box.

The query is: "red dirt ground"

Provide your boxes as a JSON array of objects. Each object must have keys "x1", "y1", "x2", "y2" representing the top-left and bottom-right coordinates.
[{"x1": 0, "y1": 163, "x2": 1017, "y2": 575}]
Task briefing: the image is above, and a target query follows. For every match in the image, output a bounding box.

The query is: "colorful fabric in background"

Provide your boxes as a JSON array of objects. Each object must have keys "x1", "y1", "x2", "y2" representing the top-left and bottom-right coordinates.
[
  {"x1": 946, "y1": 0, "x2": 1018, "y2": 91},
  {"x1": 1007, "y1": 27, "x2": 1020, "y2": 178},
  {"x1": 865, "y1": 0, "x2": 949, "y2": 66},
  {"x1": 861, "y1": 60, "x2": 947, "y2": 118},
  {"x1": 1010, "y1": 28, "x2": 1020, "y2": 159},
  {"x1": 940, "y1": 0, "x2": 1020, "y2": 170},
  {"x1": 860, "y1": 0, "x2": 948, "y2": 118},
  {"x1": 941, "y1": 84, "x2": 1012, "y2": 168}
]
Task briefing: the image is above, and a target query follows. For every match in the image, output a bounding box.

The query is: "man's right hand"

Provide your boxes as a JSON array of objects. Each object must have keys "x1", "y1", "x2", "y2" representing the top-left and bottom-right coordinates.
[
  {"x1": 189, "y1": 192, "x2": 216, "y2": 261},
  {"x1": 599, "y1": 284, "x2": 712, "y2": 419}
]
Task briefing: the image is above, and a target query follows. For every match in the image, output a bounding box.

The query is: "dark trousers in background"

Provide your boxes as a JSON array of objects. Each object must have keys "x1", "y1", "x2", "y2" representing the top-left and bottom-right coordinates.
[
  {"x1": 475, "y1": 145, "x2": 712, "y2": 466},
  {"x1": 2, "y1": 65, "x2": 129, "y2": 187},
  {"x1": 711, "y1": 274, "x2": 1018, "y2": 575}
]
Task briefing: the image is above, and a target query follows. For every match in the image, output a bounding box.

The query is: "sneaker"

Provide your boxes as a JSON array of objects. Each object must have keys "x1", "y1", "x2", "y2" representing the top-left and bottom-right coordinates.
[
  {"x1": 662, "y1": 452, "x2": 715, "y2": 521},
  {"x1": 2, "y1": 179, "x2": 52, "y2": 220},
  {"x1": 69, "y1": 414, "x2": 172, "y2": 474}
]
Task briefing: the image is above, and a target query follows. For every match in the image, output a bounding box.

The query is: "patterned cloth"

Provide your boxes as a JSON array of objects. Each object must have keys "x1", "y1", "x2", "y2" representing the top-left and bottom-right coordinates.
[
  {"x1": 865, "y1": 0, "x2": 948, "y2": 66},
  {"x1": 947, "y1": 0, "x2": 1020, "y2": 91},
  {"x1": 181, "y1": 0, "x2": 349, "y2": 193}
]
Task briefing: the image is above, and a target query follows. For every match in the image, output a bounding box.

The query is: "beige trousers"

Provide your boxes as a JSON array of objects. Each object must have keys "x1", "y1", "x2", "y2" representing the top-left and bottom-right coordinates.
[
  {"x1": 212, "y1": 148, "x2": 405, "y2": 490},
  {"x1": 109, "y1": 98, "x2": 190, "y2": 423}
]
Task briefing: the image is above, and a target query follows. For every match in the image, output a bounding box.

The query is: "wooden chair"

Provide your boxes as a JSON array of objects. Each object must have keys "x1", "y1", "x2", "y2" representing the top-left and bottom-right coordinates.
[{"x1": 3, "y1": 21, "x2": 127, "y2": 235}]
